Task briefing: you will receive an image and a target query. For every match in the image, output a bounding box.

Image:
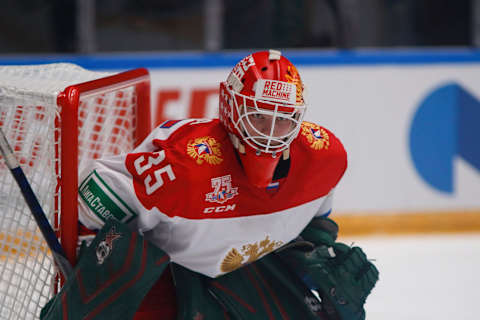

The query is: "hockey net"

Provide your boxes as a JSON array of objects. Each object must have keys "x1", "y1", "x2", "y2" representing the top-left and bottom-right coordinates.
[{"x1": 0, "y1": 63, "x2": 151, "y2": 320}]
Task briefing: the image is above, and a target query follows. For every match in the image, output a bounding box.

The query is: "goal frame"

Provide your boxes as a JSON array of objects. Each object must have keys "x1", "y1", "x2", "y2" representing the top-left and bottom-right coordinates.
[{"x1": 57, "y1": 68, "x2": 151, "y2": 266}]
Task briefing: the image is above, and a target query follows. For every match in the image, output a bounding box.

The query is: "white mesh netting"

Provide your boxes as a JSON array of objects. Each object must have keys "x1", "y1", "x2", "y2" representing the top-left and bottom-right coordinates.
[{"x1": 0, "y1": 63, "x2": 144, "y2": 319}]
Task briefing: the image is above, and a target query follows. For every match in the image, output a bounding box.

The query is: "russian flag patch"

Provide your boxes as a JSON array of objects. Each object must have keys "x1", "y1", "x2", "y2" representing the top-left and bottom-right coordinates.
[
  {"x1": 266, "y1": 181, "x2": 280, "y2": 191},
  {"x1": 159, "y1": 120, "x2": 181, "y2": 128}
]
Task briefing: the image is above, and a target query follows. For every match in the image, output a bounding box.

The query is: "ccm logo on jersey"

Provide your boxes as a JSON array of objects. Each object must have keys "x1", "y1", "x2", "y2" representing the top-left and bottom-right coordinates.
[
  {"x1": 203, "y1": 204, "x2": 236, "y2": 214},
  {"x1": 203, "y1": 175, "x2": 238, "y2": 214}
]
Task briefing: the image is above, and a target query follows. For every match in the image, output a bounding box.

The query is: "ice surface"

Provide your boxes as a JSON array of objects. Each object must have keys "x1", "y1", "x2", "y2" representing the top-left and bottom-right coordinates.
[{"x1": 339, "y1": 233, "x2": 480, "y2": 320}]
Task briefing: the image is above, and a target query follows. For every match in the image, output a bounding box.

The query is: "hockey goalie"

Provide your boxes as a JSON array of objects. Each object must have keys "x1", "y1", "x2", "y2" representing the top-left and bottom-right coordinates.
[{"x1": 41, "y1": 50, "x2": 378, "y2": 320}]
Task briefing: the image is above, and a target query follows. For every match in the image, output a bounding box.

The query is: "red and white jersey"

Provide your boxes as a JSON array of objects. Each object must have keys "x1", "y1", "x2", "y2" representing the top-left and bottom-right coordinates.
[{"x1": 78, "y1": 119, "x2": 347, "y2": 278}]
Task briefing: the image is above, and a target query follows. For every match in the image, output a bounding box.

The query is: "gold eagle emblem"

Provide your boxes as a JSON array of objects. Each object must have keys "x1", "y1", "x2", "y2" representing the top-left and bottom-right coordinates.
[
  {"x1": 220, "y1": 236, "x2": 283, "y2": 273},
  {"x1": 285, "y1": 65, "x2": 304, "y2": 105},
  {"x1": 187, "y1": 136, "x2": 223, "y2": 165},
  {"x1": 300, "y1": 122, "x2": 330, "y2": 150}
]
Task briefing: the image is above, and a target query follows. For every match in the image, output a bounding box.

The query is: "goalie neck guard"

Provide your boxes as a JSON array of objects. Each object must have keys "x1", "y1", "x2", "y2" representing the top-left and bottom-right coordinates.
[{"x1": 219, "y1": 50, "x2": 306, "y2": 188}]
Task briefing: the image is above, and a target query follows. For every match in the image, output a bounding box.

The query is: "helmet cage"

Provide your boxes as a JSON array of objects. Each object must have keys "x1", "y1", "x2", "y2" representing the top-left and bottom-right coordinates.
[{"x1": 221, "y1": 81, "x2": 306, "y2": 155}]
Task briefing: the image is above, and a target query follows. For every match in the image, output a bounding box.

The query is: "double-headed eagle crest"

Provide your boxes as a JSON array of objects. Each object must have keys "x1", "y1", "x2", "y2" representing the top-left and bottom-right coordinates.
[
  {"x1": 300, "y1": 122, "x2": 330, "y2": 151},
  {"x1": 220, "y1": 236, "x2": 283, "y2": 273},
  {"x1": 187, "y1": 136, "x2": 223, "y2": 165}
]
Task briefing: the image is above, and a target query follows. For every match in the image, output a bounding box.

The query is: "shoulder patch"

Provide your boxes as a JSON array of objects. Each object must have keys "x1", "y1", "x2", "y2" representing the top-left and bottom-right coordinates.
[
  {"x1": 79, "y1": 170, "x2": 137, "y2": 223},
  {"x1": 300, "y1": 122, "x2": 330, "y2": 151},
  {"x1": 187, "y1": 136, "x2": 223, "y2": 165}
]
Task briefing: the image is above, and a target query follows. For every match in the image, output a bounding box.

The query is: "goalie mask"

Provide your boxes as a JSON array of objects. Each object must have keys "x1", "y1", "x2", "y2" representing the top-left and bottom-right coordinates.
[{"x1": 219, "y1": 50, "x2": 306, "y2": 188}]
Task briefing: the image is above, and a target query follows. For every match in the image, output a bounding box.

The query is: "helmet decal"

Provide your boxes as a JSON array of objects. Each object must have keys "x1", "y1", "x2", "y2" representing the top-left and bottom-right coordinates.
[
  {"x1": 227, "y1": 54, "x2": 255, "y2": 92},
  {"x1": 285, "y1": 65, "x2": 304, "y2": 105},
  {"x1": 254, "y1": 79, "x2": 297, "y2": 105}
]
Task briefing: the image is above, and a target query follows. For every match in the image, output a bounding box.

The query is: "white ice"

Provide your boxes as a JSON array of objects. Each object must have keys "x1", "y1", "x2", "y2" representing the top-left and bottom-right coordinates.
[{"x1": 340, "y1": 233, "x2": 480, "y2": 320}]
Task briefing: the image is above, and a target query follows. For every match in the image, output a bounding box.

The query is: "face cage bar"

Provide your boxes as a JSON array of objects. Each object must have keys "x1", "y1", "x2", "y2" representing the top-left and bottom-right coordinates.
[{"x1": 227, "y1": 86, "x2": 306, "y2": 154}]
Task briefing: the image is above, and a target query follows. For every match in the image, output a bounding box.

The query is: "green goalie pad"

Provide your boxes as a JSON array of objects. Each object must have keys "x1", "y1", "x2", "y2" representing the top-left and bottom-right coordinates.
[
  {"x1": 172, "y1": 255, "x2": 327, "y2": 320},
  {"x1": 40, "y1": 219, "x2": 170, "y2": 320},
  {"x1": 171, "y1": 217, "x2": 378, "y2": 320}
]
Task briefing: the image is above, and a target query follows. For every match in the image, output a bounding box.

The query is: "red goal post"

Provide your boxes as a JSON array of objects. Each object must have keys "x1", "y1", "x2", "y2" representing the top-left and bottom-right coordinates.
[
  {"x1": 0, "y1": 63, "x2": 151, "y2": 319},
  {"x1": 58, "y1": 68, "x2": 151, "y2": 266}
]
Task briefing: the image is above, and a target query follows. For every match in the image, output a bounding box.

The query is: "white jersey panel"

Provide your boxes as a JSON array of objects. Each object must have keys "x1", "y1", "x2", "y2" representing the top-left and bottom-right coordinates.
[
  {"x1": 314, "y1": 189, "x2": 335, "y2": 217},
  {"x1": 144, "y1": 195, "x2": 328, "y2": 278}
]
